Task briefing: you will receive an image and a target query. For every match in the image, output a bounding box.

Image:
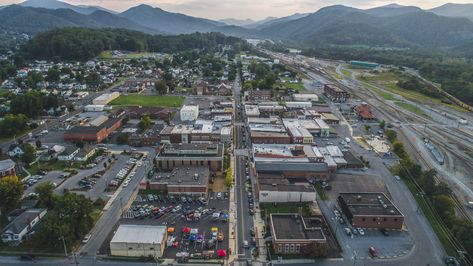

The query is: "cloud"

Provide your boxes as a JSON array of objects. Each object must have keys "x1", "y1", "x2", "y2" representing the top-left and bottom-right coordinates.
[{"x1": 1, "y1": 0, "x2": 473, "y2": 19}]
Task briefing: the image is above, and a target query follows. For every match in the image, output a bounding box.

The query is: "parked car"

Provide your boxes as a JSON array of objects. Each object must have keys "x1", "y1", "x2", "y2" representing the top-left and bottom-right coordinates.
[
  {"x1": 444, "y1": 256, "x2": 460, "y2": 266},
  {"x1": 369, "y1": 246, "x2": 378, "y2": 257},
  {"x1": 82, "y1": 234, "x2": 91, "y2": 244},
  {"x1": 380, "y1": 228, "x2": 389, "y2": 236},
  {"x1": 358, "y1": 228, "x2": 365, "y2": 236},
  {"x1": 344, "y1": 227, "x2": 352, "y2": 236}
]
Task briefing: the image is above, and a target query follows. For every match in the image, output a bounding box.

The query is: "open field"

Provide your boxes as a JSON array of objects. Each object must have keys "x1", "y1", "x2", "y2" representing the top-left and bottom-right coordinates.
[
  {"x1": 366, "y1": 84, "x2": 397, "y2": 101},
  {"x1": 99, "y1": 51, "x2": 155, "y2": 60},
  {"x1": 362, "y1": 71, "x2": 468, "y2": 112},
  {"x1": 395, "y1": 101, "x2": 427, "y2": 117},
  {"x1": 109, "y1": 95, "x2": 185, "y2": 108}
]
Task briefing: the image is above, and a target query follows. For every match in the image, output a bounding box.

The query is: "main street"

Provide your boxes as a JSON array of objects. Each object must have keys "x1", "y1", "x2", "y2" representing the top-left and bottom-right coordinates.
[{"x1": 233, "y1": 76, "x2": 254, "y2": 261}]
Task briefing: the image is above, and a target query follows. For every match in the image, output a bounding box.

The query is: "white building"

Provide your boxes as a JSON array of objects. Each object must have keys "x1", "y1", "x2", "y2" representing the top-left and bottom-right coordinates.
[
  {"x1": 285, "y1": 101, "x2": 313, "y2": 109},
  {"x1": 314, "y1": 118, "x2": 330, "y2": 137},
  {"x1": 293, "y1": 93, "x2": 319, "y2": 102},
  {"x1": 258, "y1": 178, "x2": 317, "y2": 203},
  {"x1": 110, "y1": 225, "x2": 167, "y2": 257},
  {"x1": 2, "y1": 209, "x2": 47, "y2": 243},
  {"x1": 84, "y1": 105, "x2": 105, "y2": 112},
  {"x1": 180, "y1": 105, "x2": 199, "y2": 121},
  {"x1": 92, "y1": 92, "x2": 120, "y2": 105}
]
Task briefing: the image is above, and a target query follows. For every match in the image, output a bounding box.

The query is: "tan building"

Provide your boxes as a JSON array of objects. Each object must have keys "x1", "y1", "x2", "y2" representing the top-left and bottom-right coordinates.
[
  {"x1": 156, "y1": 143, "x2": 224, "y2": 172},
  {"x1": 110, "y1": 225, "x2": 167, "y2": 257},
  {"x1": 147, "y1": 166, "x2": 210, "y2": 198},
  {"x1": 337, "y1": 192, "x2": 404, "y2": 230}
]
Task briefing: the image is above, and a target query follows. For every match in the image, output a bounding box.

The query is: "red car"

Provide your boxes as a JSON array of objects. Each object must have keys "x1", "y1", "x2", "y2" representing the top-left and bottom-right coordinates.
[{"x1": 369, "y1": 246, "x2": 378, "y2": 258}]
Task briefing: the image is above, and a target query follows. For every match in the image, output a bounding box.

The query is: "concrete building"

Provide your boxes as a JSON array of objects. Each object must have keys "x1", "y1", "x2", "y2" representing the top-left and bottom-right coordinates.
[
  {"x1": 337, "y1": 192, "x2": 404, "y2": 230},
  {"x1": 256, "y1": 174, "x2": 316, "y2": 203},
  {"x1": 92, "y1": 92, "x2": 120, "y2": 105},
  {"x1": 293, "y1": 93, "x2": 319, "y2": 102},
  {"x1": 323, "y1": 84, "x2": 349, "y2": 103},
  {"x1": 0, "y1": 159, "x2": 16, "y2": 179},
  {"x1": 270, "y1": 214, "x2": 327, "y2": 255},
  {"x1": 147, "y1": 166, "x2": 210, "y2": 198},
  {"x1": 156, "y1": 143, "x2": 224, "y2": 172},
  {"x1": 2, "y1": 209, "x2": 47, "y2": 243},
  {"x1": 244, "y1": 105, "x2": 260, "y2": 117},
  {"x1": 180, "y1": 105, "x2": 199, "y2": 121},
  {"x1": 110, "y1": 224, "x2": 167, "y2": 257},
  {"x1": 84, "y1": 105, "x2": 105, "y2": 112},
  {"x1": 252, "y1": 144, "x2": 332, "y2": 180},
  {"x1": 285, "y1": 101, "x2": 312, "y2": 109}
]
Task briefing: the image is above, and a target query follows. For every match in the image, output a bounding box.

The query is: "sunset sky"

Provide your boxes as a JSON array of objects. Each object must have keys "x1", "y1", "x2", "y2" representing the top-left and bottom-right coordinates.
[{"x1": 1, "y1": 0, "x2": 471, "y2": 20}]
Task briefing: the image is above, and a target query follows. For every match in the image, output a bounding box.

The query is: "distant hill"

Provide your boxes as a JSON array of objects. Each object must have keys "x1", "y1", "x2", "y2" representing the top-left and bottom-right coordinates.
[
  {"x1": 364, "y1": 3, "x2": 423, "y2": 17},
  {"x1": 248, "y1": 13, "x2": 308, "y2": 29},
  {"x1": 119, "y1": 4, "x2": 225, "y2": 34},
  {"x1": 20, "y1": 0, "x2": 115, "y2": 15},
  {"x1": 0, "y1": 5, "x2": 159, "y2": 35},
  {"x1": 257, "y1": 5, "x2": 473, "y2": 48},
  {"x1": 429, "y1": 3, "x2": 473, "y2": 21}
]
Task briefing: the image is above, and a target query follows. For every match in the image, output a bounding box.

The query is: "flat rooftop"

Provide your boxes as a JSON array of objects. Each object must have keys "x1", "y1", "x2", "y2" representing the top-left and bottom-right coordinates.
[
  {"x1": 111, "y1": 224, "x2": 166, "y2": 244},
  {"x1": 271, "y1": 214, "x2": 325, "y2": 241},
  {"x1": 158, "y1": 143, "x2": 223, "y2": 158},
  {"x1": 153, "y1": 166, "x2": 209, "y2": 186},
  {"x1": 338, "y1": 192, "x2": 403, "y2": 217}
]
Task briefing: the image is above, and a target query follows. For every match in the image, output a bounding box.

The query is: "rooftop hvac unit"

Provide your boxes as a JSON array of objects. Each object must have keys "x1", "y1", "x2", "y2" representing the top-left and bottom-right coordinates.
[
  {"x1": 178, "y1": 180, "x2": 182, "y2": 183},
  {"x1": 390, "y1": 210, "x2": 395, "y2": 215},
  {"x1": 357, "y1": 195, "x2": 362, "y2": 201},
  {"x1": 382, "y1": 204, "x2": 388, "y2": 209}
]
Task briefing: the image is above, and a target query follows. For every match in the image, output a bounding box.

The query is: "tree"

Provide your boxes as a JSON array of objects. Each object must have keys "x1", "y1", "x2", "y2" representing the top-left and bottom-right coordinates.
[
  {"x1": 103, "y1": 162, "x2": 107, "y2": 168},
  {"x1": 116, "y1": 133, "x2": 129, "y2": 145},
  {"x1": 0, "y1": 176, "x2": 24, "y2": 213},
  {"x1": 379, "y1": 120, "x2": 386, "y2": 130},
  {"x1": 392, "y1": 141, "x2": 408, "y2": 160},
  {"x1": 433, "y1": 194, "x2": 455, "y2": 224},
  {"x1": 67, "y1": 103, "x2": 75, "y2": 112},
  {"x1": 225, "y1": 167, "x2": 233, "y2": 187},
  {"x1": 138, "y1": 116, "x2": 152, "y2": 131},
  {"x1": 364, "y1": 125, "x2": 371, "y2": 133},
  {"x1": 46, "y1": 68, "x2": 60, "y2": 82},
  {"x1": 21, "y1": 143, "x2": 36, "y2": 164},
  {"x1": 154, "y1": 80, "x2": 168, "y2": 94},
  {"x1": 385, "y1": 129, "x2": 397, "y2": 143},
  {"x1": 35, "y1": 182, "x2": 56, "y2": 208},
  {"x1": 35, "y1": 140, "x2": 42, "y2": 149}
]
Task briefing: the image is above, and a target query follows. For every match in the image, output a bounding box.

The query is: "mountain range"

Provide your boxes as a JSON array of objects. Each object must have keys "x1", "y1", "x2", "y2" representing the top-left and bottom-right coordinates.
[{"x1": 1, "y1": 0, "x2": 473, "y2": 50}]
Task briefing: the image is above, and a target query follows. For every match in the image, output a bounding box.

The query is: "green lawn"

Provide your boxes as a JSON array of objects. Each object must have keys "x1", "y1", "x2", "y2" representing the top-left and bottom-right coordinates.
[
  {"x1": 367, "y1": 84, "x2": 397, "y2": 101},
  {"x1": 109, "y1": 95, "x2": 185, "y2": 108},
  {"x1": 26, "y1": 160, "x2": 79, "y2": 174},
  {"x1": 99, "y1": 50, "x2": 154, "y2": 60},
  {"x1": 395, "y1": 101, "x2": 427, "y2": 117},
  {"x1": 340, "y1": 68, "x2": 352, "y2": 77}
]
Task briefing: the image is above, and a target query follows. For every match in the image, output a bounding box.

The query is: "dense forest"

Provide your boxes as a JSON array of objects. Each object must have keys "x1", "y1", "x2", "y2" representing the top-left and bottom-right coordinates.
[
  {"x1": 298, "y1": 46, "x2": 473, "y2": 106},
  {"x1": 20, "y1": 27, "x2": 250, "y2": 61}
]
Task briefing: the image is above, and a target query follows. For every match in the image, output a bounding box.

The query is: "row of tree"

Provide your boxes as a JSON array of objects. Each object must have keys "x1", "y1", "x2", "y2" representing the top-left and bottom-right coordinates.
[
  {"x1": 21, "y1": 28, "x2": 250, "y2": 62},
  {"x1": 386, "y1": 129, "x2": 473, "y2": 257},
  {"x1": 10, "y1": 91, "x2": 60, "y2": 118}
]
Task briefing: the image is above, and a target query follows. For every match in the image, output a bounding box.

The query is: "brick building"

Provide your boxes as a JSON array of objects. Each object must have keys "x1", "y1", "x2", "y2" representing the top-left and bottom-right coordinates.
[
  {"x1": 337, "y1": 192, "x2": 404, "y2": 230},
  {"x1": 64, "y1": 118, "x2": 122, "y2": 143},
  {"x1": 354, "y1": 103, "x2": 375, "y2": 120},
  {"x1": 156, "y1": 143, "x2": 224, "y2": 172},
  {"x1": 270, "y1": 214, "x2": 327, "y2": 255},
  {"x1": 127, "y1": 106, "x2": 173, "y2": 120},
  {"x1": 323, "y1": 84, "x2": 349, "y2": 102},
  {"x1": 248, "y1": 89, "x2": 272, "y2": 101}
]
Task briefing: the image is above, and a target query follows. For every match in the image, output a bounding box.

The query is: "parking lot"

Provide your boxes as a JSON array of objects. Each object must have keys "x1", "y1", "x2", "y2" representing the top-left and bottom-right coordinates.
[
  {"x1": 100, "y1": 191, "x2": 230, "y2": 259},
  {"x1": 23, "y1": 170, "x2": 68, "y2": 196},
  {"x1": 324, "y1": 200, "x2": 413, "y2": 261}
]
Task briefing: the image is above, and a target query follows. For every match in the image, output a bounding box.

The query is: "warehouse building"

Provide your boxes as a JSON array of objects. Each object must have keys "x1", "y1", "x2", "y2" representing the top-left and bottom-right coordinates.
[
  {"x1": 270, "y1": 214, "x2": 327, "y2": 255},
  {"x1": 293, "y1": 93, "x2": 319, "y2": 102},
  {"x1": 92, "y1": 92, "x2": 120, "y2": 105},
  {"x1": 337, "y1": 192, "x2": 404, "y2": 230},
  {"x1": 156, "y1": 143, "x2": 223, "y2": 172},
  {"x1": 256, "y1": 173, "x2": 316, "y2": 203},
  {"x1": 110, "y1": 224, "x2": 167, "y2": 257},
  {"x1": 64, "y1": 117, "x2": 122, "y2": 143}
]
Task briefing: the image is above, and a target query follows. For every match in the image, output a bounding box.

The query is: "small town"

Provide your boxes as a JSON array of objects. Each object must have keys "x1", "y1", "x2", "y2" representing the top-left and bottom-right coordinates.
[{"x1": 0, "y1": 1, "x2": 472, "y2": 266}]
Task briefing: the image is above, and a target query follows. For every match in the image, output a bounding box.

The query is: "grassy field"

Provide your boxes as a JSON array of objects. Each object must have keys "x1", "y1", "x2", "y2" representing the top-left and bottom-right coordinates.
[
  {"x1": 340, "y1": 68, "x2": 352, "y2": 77},
  {"x1": 109, "y1": 95, "x2": 185, "y2": 108},
  {"x1": 367, "y1": 84, "x2": 397, "y2": 101},
  {"x1": 260, "y1": 202, "x2": 311, "y2": 219},
  {"x1": 99, "y1": 50, "x2": 154, "y2": 60},
  {"x1": 363, "y1": 71, "x2": 468, "y2": 112},
  {"x1": 395, "y1": 101, "x2": 427, "y2": 117},
  {"x1": 26, "y1": 160, "x2": 79, "y2": 174}
]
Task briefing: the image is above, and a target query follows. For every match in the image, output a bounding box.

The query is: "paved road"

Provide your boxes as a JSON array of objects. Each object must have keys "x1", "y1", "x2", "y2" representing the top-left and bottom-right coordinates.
[
  {"x1": 77, "y1": 146, "x2": 156, "y2": 259},
  {"x1": 233, "y1": 77, "x2": 254, "y2": 261}
]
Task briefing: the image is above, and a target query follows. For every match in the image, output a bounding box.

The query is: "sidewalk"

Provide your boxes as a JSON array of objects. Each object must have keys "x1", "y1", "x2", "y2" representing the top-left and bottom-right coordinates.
[{"x1": 227, "y1": 146, "x2": 237, "y2": 265}]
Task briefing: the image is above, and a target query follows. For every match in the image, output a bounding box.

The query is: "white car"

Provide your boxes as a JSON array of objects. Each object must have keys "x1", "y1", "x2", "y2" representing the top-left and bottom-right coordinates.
[
  {"x1": 395, "y1": 175, "x2": 401, "y2": 181},
  {"x1": 358, "y1": 228, "x2": 365, "y2": 236}
]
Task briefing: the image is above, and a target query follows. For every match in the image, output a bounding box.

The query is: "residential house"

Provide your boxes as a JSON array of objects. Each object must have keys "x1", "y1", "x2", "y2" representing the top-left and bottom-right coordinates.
[
  {"x1": 2, "y1": 209, "x2": 47, "y2": 243},
  {"x1": 57, "y1": 146, "x2": 80, "y2": 161},
  {"x1": 74, "y1": 147, "x2": 96, "y2": 162}
]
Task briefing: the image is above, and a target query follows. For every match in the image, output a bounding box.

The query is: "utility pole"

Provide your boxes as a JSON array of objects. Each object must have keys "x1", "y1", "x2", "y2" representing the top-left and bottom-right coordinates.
[{"x1": 59, "y1": 235, "x2": 68, "y2": 257}]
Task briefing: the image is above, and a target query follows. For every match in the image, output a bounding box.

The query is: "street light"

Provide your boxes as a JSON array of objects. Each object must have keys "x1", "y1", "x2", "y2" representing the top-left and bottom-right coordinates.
[{"x1": 59, "y1": 235, "x2": 68, "y2": 257}]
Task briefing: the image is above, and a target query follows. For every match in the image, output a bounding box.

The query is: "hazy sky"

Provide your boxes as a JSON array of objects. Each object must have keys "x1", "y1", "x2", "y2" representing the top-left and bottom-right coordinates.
[{"x1": 2, "y1": 0, "x2": 472, "y2": 20}]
